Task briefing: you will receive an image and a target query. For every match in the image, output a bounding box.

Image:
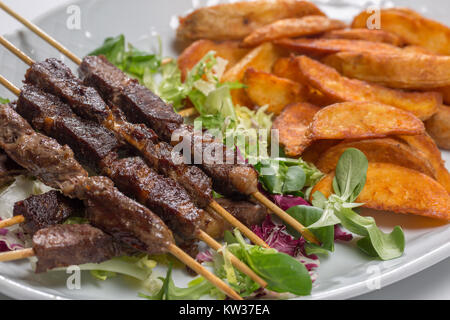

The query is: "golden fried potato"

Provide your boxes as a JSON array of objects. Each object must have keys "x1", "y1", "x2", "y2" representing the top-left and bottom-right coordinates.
[
  {"x1": 322, "y1": 28, "x2": 405, "y2": 46},
  {"x1": 272, "y1": 57, "x2": 335, "y2": 107},
  {"x1": 222, "y1": 42, "x2": 285, "y2": 107},
  {"x1": 177, "y1": 40, "x2": 250, "y2": 81},
  {"x1": 274, "y1": 38, "x2": 400, "y2": 57},
  {"x1": 272, "y1": 102, "x2": 320, "y2": 156},
  {"x1": 311, "y1": 163, "x2": 450, "y2": 220},
  {"x1": 296, "y1": 55, "x2": 441, "y2": 120},
  {"x1": 425, "y1": 105, "x2": 450, "y2": 150},
  {"x1": 243, "y1": 69, "x2": 306, "y2": 115},
  {"x1": 351, "y1": 8, "x2": 450, "y2": 55},
  {"x1": 177, "y1": 0, "x2": 324, "y2": 41},
  {"x1": 310, "y1": 102, "x2": 425, "y2": 141},
  {"x1": 324, "y1": 51, "x2": 450, "y2": 89},
  {"x1": 396, "y1": 134, "x2": 450, "y2": 194},
  {"x1": 242, "y1": 16, "x2": 346, "y2": 47},
  {"x1": 435, "y1": 86, "x2": 450, "y2": 105},
  {"x1": 301, "y1": 139, "x2": 341, "y2": 163},
  {"x1": 315, "y1": 138, "x2": 436, "y2": 178}
]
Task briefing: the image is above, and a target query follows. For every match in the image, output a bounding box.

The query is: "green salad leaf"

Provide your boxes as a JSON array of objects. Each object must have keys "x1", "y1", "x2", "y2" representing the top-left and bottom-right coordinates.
[
  {"x1": 310, "y1": 148, "x2": 405, "y2": 260},
  {"x1": 0, "y1": 97, "x2": 10, "y2": 104}
]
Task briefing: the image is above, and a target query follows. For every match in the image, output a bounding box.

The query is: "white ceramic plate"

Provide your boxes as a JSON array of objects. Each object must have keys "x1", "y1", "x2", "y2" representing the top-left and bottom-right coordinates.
[{"x1": 0, "y1": 0, "x2": 449, "y2": 300}]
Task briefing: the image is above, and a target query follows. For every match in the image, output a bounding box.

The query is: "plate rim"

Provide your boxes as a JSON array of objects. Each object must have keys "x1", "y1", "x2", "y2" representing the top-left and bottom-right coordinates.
[{"x1": 0, "y1": 0, "x2": 449, "y2": 300}]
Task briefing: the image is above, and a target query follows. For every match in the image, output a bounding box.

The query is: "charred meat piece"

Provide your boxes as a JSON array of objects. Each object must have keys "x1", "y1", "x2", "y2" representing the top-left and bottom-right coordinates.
[
  {"x1": 33, "y1": 224, "x2": 123, "y2": 273},
  {"x1": 13, "y1": 190, "x2": 83, "y2": 235},
  {"x1": 216, "y1": 198, "x2": 267, "y2": 228},
  {"x1": 0, "y1": 104, "x2": 87, "y2": 192},
  {"x1": 0, "y1": 104, "x2": 174, "y2": 255},
  {"x1": 0, "y1": 150, "x2": 25, "y2": 186},
  {"x1": 105, "y1": 156, "x2": 202, "y2": 239},
  {"x1": 80, "y1": 55, "x2": 259, "y2": 197},
  {"x1": 24, "y1": 59, "x2": 110, "y2": 123},
  {"x1": 17, "y1": 85, "x2": 123, "y2": 170},
  {"x1": 80, "y1": 55, "x2": 183, "y2": 142}
]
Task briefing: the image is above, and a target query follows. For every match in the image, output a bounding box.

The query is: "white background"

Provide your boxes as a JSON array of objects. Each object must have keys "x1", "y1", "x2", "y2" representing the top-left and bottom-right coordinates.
[{"x1": 0, "y1": 0, "x2": 448, "y2": 300}]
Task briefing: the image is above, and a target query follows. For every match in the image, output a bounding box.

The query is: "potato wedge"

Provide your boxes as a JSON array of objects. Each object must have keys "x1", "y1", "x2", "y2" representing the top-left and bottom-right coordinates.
[
  {"x1": 296, "y1": 55, "x2": 441, "y2": 120},
  {"x1": 301, "y1": 139, "x2": 341, "y2": 163},
  {"x1": 324, "y1": 51, "x2": 450, "y2": 89},
  {"x1": 351, "y1": 8, "x2": 450, "y2": 55},
  {"x1": 425, "y1": 105, "x2": 450, "y2": 150},
  {"x1": 242, "y1": 16, "x2": 346, "y2": 47},
  {"x1": 243, "y1": 69, "x2": 306, "y2": 115},
  {"x1": 222, "y1": 42, "x2": 285, "y2": 107},
  {"x1": 274, "y1": 38, "x2": 400, "y2": 57},
  {"x1": 315, "y1": 138, "x2": 436, "y2": 178},
  {"x1": 177, "y1": 40, "x2": 250, "y2": 81},
  {"x1": 272, "y1": 102, "x2": 320, "y2": 156},
  {"x1": 177, "y1": 0, "x2": 324, "y2": 41},
  {"x1": 435, "y1": 86, "x2": 450, "y2": 105},
  {"x1": 310, "y1": 102, "x2": 425, "y2": 141},
  {"x1": 322, "y1": 28, "x2": 405, "y2": 46},
  {"x1": 311, "y1": 163, "x2": 450, "y2": 220},
  {"x1": 396, "y1": 134, "x2": 450, "y2": 194},
  {"x1": 272, "y1": 57, "x2": 335, "y2": 107}
]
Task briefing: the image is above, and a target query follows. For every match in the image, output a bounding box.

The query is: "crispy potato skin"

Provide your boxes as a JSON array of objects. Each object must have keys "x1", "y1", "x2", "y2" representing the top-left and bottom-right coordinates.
[
  {"x1": 272, "y1": 102, "x2": 320, "y2": 156},
  {"x1": 324, "y1": 51, "x2": 450, "y2": 89},
  {"x1": 274, "y1": 38, "x2": 400, "y2": 57},
  {"x1": 351, "y1": 8, "x2": 450, "y2": 55},
  {"x1": 322, "y1": 28, "x2": 405, "y2": 46},
  {"x1": 396, "y1": 134, "x2": 450, "y2": 195},
  {"x1": 244, "y1": 69, "x2": 306, "y2": 114},
  {"x1": 425, "y1": 105, "x2": 450, "y2": 150},
  {"x1": 177, "y1": 40, "x2": 250, "y2": 81},
  {"x1": 242, "y1": 16, "x2": 346, "y2": 47},
  {"x1": 177, "y1": 0, "x2": 324, "y2": 41},
  {"x1": 310, "y1": 102, "x2": 425, "y2": 140},
  {"x1": 301, "y1": 140, "x2": 341, "y2": 163},
  {"x1": 296, "y1": 55, "x2": 441, "y2": 120},
  {"x1": 315, "y1": 138, "x2": 436, "y2": 178},
  {"x1": 312, "y1": 163, "x2": 450, "y2": 220},
  {"x1": 222, "y1": 42, "x2": 285, "y2": 107}
]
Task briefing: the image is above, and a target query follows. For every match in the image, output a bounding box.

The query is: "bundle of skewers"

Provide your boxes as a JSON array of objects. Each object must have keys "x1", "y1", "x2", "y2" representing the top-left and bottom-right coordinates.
[{"x1": 0, "y1": 2, "x2": 319, "y2": 300}]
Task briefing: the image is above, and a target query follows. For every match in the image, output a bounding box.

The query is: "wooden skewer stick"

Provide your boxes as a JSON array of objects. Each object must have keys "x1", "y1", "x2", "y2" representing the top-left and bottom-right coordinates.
[
  {"x1": 0, "y1": 18, "x2": 319, "y2": 246},
  {"x1": 197, "y1": 230, "x2": 267, "y2": 288},
  {"x1": 0, "y1": 210, "x2": 266, "y2": 288},
  {"x1": 0, "y1": 215, "x2": 24, "y2": 229},
  {"x1": 253, "y1": 191, "x2": 320, "y2": 245},
  {"x1": 0, "y1": 245, "x2": 242, "y2": 300},
  {"x1": 0, "y1": 1, "x2": 81, "y2": 65}
]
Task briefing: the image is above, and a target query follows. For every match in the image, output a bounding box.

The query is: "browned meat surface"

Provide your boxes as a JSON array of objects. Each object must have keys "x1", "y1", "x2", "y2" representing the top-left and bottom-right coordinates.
[
  {"x1": 17, "y1": 85, "x2": 123, "y2": 170},
  {"x1": 24, "y1": 59, "x2": 110, "y2": 123},
  {"x1": 80, "y1": 55, "x2": 259, "y2": 197},
  {"x1": 14, "y1": 190, "x2": 83, "y2": 235},
  {"x1": 33, "y1": 224, "x2": 123, "y2": 273},
  {"x1": 105, "y1": 156, "x2": 202, "y2": 239},
  {"x1": 216, "y1": 198, "x2": 267, "y2": 228},
  {"x1": 80, "y1": 55, "x2": 183, "y2": 142},
  {"x1": 0, "y1": 104, "x2": 174, "y2": 254},
  {"x1": 0, "y1": 150, "x2": 25, "y2": 186},
  {"x1": 0, "y1": 104, "x2": 87, "y2": 192}
]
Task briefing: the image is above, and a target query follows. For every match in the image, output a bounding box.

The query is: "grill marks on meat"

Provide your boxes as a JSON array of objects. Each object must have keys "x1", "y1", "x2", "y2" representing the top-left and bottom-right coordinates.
[
  {"x1": 25, "y1": 59, "x2": 110, "y2": 123},
  {"x1": 13, "y1": 190, "x2": 83, "y2": 235},
  {"x1": 33, "y1": 224, "x2": 123, "y2": 273},
  {"x1": 18, "y1": 85, "x2": 123, "y2": 170},
  {"x1": 105, "y1": 156, "x2": 202, "y2": 239},
  {"x1": 0, "y1": 103, "x2": 174, "y2": 254},
  {"x1": 216, "y1": 198, "x2": 267, "y2": 228},
  {"x1": 80, "y1": 55, "x2": 259, "y2": 197},
  {"x1": 80, "y1": 55, "x2": 183, "y2": 142}
]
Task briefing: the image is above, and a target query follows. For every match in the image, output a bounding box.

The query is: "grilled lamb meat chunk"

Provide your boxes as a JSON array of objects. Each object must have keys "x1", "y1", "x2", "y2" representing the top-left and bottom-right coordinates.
[
  {"x1": 80, "y1": 55, "x2": 183, "y2": 142},
  {"x1": 13, "y1": 190, "x2": 83, "y2": 235},
  {"x1": 17, "y1": 85, "x2": 123, "y2": 170},
  {"x1": 216, "y1": 198, "x2": 267, "y2": 228},
  {"x1": 33, "y1": 224, "x2": 123, "y2": 273},
  {"x1": 0, "y1": 104, "x2": 174, "y2": 255}
]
